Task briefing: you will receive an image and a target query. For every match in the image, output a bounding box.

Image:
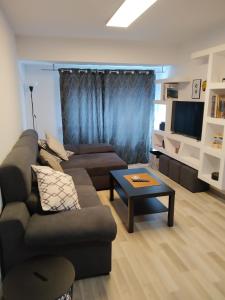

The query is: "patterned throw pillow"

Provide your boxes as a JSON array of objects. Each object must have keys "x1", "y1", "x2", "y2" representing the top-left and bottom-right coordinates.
[
  {"x1": 31, "y1": 165, "x2": 81, "y2": 211},
  {"x1": 46, "y1": 133, "x2": 69, "y2": 161},
  {"x1": 38, "y1": 139, "x2": 48, "y2": 150},
  {"x1": 39, "y1": 149, "x2": 64, "y2": 172}
]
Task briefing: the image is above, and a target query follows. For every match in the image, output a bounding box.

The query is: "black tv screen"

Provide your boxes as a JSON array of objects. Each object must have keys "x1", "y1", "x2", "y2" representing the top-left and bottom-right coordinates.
[{"x1": 171, "y1": 101, "x2": 204, "y2": 140}]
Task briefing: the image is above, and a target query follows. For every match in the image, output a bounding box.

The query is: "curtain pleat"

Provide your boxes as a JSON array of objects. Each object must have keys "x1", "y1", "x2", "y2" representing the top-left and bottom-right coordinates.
[{"x1": 59, "y1": 70, "x2": 155, "y2": 163}]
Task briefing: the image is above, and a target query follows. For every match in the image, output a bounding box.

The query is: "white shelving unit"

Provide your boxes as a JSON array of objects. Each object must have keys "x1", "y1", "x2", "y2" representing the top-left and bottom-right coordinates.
[
  {"x1": 153, "y1": 43, "x2": 225, "y2": 190},
  {"x1": 191, "y1": 44, "x2": 225, "y2": 189},
  {"x1": 153, "y1": 130, "x2": 201, "y2": 170},
  {"x1": 152, "y1": 78, "x2": 202, "y2": 169}
]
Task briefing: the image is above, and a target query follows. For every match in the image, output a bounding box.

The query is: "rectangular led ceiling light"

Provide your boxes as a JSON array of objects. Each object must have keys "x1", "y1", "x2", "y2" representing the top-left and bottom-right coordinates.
[{"x1": 107, "y1": 0, "x2": 158, "y2": 28}]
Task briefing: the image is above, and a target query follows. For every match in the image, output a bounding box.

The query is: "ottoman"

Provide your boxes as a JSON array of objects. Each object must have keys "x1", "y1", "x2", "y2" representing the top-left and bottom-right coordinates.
[
  {"x1": 180, "y1": 164, "x2": 209, "y2": 193},
  {"x1": 168, "y1": 159, "x2": 182, "y2": 183},
  {"x1": 159, "y1": 155, "x2": 170, "y2": 176},
  {"x1": 3, "y1": 256, "x2": 75, "y2": 300}
]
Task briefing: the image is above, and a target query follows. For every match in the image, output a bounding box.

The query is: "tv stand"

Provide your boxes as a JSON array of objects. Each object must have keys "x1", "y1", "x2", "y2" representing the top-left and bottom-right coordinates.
[{"x1": 153, "y1": 130, "x2": 201, "y2": 170}]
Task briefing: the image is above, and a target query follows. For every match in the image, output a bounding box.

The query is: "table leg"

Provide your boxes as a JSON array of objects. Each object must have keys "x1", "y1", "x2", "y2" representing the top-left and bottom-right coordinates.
[
  {"x1": 168, "y1": 192, "x2": 175, "y2": 227},
  {"x1": 128, "y1": 197, "x2": 134, "y2": 233},
  {"x1": 109, "y1": 174, "x2": 114, "y2": 202}
]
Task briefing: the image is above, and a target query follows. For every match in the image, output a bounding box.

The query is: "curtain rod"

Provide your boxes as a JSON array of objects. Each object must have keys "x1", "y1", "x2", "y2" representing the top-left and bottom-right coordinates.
[
  {"x1": 58, "y1": 69, "x2": 155, "y2": 74},
  {"x1": 40, "y1": 64, "x2": 165, "y2": 73}
]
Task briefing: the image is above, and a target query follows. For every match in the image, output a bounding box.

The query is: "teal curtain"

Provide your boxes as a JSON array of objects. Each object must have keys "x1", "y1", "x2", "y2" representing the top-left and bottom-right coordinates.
[{"x1": 59, "y1": 69, "x2": 155, "y2": 163}]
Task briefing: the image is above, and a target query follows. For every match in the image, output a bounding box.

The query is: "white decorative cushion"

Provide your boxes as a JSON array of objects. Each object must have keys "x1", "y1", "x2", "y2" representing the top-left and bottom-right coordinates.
[
  {"x1": 31, "y1": 165, "x2": 81, "y2": 211},
  {"x1": 39, "y1": 149, "x2": 64, "y2": 172},
  {"x1": 46, "y1": 133, "x2": 68, "y2": 161},
  {"x1": 66, "y1": 150, "x2": 74, "y2": 158},
  {"x1": 38, "y1": 139, "x2": 48, "y2": 150}
]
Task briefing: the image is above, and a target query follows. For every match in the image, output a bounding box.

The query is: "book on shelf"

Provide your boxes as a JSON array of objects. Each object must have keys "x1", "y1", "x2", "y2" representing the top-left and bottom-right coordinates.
[{"x1": 211, "y1": 95, "x2": 225, "y2": 118}]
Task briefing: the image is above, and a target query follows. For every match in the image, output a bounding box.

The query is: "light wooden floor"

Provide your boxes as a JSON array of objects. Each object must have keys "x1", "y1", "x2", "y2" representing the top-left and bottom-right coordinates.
[{"x1": 74, "y1": 166, "x2": 225, "y2": 300}]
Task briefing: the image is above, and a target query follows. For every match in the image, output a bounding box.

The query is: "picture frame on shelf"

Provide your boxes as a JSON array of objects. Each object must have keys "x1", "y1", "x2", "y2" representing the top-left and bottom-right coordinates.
[{"x1": 192, "y1": 79, "x2": 202, "y2": 99}]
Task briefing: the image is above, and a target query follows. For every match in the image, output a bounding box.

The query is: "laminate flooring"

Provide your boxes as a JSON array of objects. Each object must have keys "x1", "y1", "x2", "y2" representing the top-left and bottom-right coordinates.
[{"x1": 75, "y1": 166, "x2": 225, "y2": 300}]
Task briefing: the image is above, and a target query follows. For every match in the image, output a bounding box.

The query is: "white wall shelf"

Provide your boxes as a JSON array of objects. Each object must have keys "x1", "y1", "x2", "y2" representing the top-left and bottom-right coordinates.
[
  {"x1": 192, "y1": 43, "x2": 225, "y2": 189},
  {"x1": 155, "y1": 78, "x2": 190, "y2": 84},
  {"x1": 152, "y1": 42, "x2": 225, "y2": 190},
  {"x1": 208, "y1": 83, "x2": 225, "y2": 90}
]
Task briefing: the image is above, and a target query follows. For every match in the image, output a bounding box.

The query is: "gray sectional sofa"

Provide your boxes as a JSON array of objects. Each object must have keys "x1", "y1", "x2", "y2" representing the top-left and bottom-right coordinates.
[{"x1": 0, "y1": 130, "x2": 127, "y2": 279}]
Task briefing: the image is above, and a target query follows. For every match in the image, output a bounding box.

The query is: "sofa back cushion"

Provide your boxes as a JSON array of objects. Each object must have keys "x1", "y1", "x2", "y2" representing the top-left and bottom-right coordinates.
[{"x1": 0, "y1": 130, "x2": 39, "y2": 206}]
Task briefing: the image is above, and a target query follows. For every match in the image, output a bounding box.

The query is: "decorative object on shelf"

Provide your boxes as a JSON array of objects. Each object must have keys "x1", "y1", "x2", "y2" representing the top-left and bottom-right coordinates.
[
  {"x1": 175, "y1": 146, "x2": 180, "y2": 154},
  {"x1": 211, "y1": 171, "x2": 219, "y2": 181},
  {"x1": 222, "y1": 78, "x2": 225, "y2": 83},
  {"x1": 211, "y1": 95, "x2": 225, "y2": 118},
  {"x1": 212, "y1": 134, "x2": 223, "y2": 149},
  {"x1": 159, "y1": 121, "x2": 165, "y2": 131},
  {"x1": 202, "y1": 80, "x2": 207, "y2": 92},
  {"x1": 192, "y1": 79, "x2": 202, "y2": 99},
  {"x1": 163, "y1": 83, "x2": 178, "y2": 100}
]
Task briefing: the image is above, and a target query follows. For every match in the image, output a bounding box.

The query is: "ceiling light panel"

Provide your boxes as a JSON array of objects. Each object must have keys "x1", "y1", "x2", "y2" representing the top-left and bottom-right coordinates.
[{"x1": 107, "y1": 0, "x2": 158, "y2": 28}]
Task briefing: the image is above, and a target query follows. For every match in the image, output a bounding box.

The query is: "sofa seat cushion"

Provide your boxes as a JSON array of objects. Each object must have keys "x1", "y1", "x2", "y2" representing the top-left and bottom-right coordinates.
[
  {"x1": 76, "y1": 185, "x2": 102, "y2": 208},
  {"x1": 61, "y1": 152, "x2": 127, "y2": 176},
  {"x1": 25, "y1": 206, "x2": 117, "y2": 247},
  {"x1": 64, "y1": 168, "x2": 93, "y2": 186}
]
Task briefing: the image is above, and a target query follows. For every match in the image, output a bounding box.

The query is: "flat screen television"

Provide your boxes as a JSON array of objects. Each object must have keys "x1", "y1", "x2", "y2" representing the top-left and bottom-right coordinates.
[{"x1": 171, "y1": 101, "x2": 204, "y2": 140}]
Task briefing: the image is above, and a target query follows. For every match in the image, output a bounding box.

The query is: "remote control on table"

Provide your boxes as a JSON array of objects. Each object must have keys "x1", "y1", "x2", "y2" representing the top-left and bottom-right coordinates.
[{"x1": 131, "y1": 176, "x2": 150, "y2": 183}]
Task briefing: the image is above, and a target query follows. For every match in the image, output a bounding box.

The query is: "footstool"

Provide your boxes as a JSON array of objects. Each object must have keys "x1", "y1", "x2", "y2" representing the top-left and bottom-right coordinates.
[
  {"x1": 159, "y1": 155, "x2": 170, "y2": 176},
  {"x1": 169, "y1": 159, "x2": 182, "y2": 183},
  {"x1": 3, "y1": 256, "x2": 75, "y2": 300},
  {"x1": 180, "y1": 164, "x2": 209, "y2": 193}
]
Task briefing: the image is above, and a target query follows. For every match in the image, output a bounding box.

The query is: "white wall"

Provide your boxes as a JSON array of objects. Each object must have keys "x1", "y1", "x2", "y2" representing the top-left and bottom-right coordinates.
[
  {"x1": 21, "y1": 64, "x2": 62, "y2": 141},
  {"x1": 0, "y1": 9, "x2": 22, "y2": 163},
  {"x1": 0, "y1": 9, "x2": 22, "y2": 212},
  {"x1": 16, "y1": 36, "x2": 183, "y2": 66}
]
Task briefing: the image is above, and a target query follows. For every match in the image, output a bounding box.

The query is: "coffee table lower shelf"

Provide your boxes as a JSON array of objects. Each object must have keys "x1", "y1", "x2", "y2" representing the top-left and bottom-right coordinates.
[{"x1": 115, "y1": 185, "x2": 168, "y2": 216}]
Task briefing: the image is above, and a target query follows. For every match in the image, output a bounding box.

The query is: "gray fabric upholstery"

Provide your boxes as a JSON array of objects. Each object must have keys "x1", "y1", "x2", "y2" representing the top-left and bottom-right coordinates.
[
  {"x1": 25, "y1": 206, "x2": 117, "y2": 247},
  {"x1": 76, "y1": 185, "x2": 102, "y2": 208},
  {"x1": 64, "y1": 168, "x2": 93, "y2": 186},
  {"x1": 0, "y1": 130, "x2": 38, "y2": 205},
  {"x1": 78, "y1": 144, "x2": 114, "y2": 154},
  {"x1": 91, "y1": 175, "x2": 111, "y2": 191},
  {"x1": 0, "y1": 202, "x2": 31, "y2": 275},
  {"x1": 0, "y1": 129, "x2": 120, "y2": 279},
  {"x1": 64, "y1": 144, "x2": 114, "y2": 154},
  {"x1": 26, "y1": 191, "x2": 42, "y2": 215},
  {"x1": 61, "y1": 152, "x2": 127, "y2": 176}
]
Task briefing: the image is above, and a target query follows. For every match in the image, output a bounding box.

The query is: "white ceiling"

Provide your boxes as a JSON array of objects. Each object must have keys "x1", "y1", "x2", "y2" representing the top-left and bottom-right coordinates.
[{"x1": 1, "y1": 0, "x2": 225, "y2": 47}]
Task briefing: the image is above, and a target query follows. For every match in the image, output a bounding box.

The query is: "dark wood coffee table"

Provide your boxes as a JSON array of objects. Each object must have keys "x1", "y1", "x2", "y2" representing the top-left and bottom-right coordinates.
[{"x1": 109, "y1": 168, "x2": 175, "y2": 233}]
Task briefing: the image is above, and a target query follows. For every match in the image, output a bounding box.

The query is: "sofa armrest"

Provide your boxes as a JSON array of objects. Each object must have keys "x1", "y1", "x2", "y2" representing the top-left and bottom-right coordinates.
[
  {"x1": 0, "y1": 202, "x2": 30, "y2": 255},
  {"x1": 0, "y1": 202, "x2": 30, "y2": 234},
  {"x1": 25, "y1": 206, "x2": 117, "y2": 247}
]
